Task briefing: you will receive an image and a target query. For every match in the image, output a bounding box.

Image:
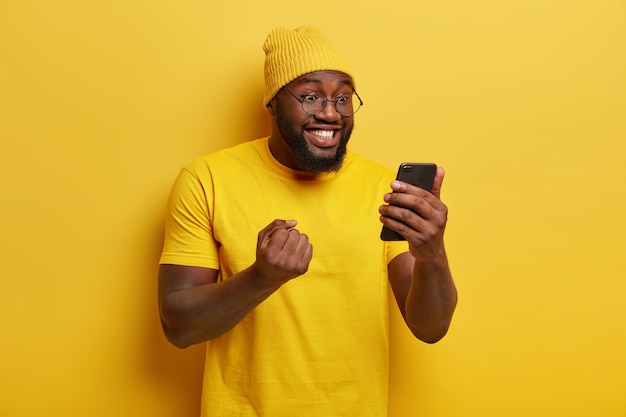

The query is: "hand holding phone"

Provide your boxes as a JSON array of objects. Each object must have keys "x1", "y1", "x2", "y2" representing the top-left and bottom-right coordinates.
[{"x1": 380, "y1": 163, "x2": 437, "y2": 241}]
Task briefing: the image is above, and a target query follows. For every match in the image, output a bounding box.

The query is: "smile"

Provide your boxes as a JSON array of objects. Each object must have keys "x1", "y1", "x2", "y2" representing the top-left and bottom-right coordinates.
[{"x1": 305, "y1": 129, "x2": 339, "y2": 148}]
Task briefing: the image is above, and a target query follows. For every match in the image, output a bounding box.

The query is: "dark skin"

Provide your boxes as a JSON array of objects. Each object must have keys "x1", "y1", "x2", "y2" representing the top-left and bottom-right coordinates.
[{"x1": 159, "y1": 70, "x2": 457, "y2": 348}]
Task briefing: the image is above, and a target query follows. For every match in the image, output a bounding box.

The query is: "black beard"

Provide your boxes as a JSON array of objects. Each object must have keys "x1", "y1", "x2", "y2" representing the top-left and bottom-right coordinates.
[{"x1": 275, "y1": 102, "x2": 352, "y2": 173}]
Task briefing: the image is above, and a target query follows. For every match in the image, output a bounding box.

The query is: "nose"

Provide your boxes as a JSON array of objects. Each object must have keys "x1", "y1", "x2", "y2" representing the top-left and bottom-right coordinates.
[{"x1": 314, "y1": 100, "x2": 342, "y2": 122}]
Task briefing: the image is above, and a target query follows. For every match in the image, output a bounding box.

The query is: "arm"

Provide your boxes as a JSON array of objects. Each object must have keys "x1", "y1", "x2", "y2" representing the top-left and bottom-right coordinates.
[
  {"x1": 158, "y1": 219, "x2": 313, "y2": 348},
  {"x1": 381, "y1": 167, "x2": 458, "y2": 343}
]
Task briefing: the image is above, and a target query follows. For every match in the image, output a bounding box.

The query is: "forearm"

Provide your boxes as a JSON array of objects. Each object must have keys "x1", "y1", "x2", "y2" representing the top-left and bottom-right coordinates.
[
  {"x1": 160, "y1": 265, "x2": 282, "y2": 348},
  {"x1": 404, "y1": 252, "x2": 457, "y2": 343}
]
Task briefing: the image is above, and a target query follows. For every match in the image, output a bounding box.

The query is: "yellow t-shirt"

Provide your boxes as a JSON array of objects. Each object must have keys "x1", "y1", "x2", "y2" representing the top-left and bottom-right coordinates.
[{"x1": 160, "y1": 137, "x2": 408, "y2": 416}]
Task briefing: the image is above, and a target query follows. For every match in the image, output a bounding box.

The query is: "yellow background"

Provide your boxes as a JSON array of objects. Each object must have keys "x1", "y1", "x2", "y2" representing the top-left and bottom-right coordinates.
[{"x1": 1, "y1": 0, "x2": 625, "y2": 416}]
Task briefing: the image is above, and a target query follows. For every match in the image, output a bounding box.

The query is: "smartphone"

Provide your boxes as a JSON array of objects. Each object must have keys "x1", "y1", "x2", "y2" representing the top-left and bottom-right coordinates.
[{"x1": 380, "y1": 162, "x2": 437, "y2": 241}]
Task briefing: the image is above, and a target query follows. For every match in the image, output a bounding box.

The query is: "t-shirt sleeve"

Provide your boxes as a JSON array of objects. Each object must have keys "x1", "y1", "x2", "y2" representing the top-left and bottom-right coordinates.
[
  {"x1": 386, "y1": 240, "x2": 410, "y2": 264},
  {"x1": 159, "y1": 165, "x2": 220, "y2": 269}
]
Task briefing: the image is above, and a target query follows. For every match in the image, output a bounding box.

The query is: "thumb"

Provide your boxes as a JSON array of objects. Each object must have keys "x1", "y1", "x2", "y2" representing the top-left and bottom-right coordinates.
[
  {"x1": 430, "y1": 167, "x2": 445, "y2": 199},
  {"x1": 259, "y1": 219, "x2": 298, "y2": 248}
]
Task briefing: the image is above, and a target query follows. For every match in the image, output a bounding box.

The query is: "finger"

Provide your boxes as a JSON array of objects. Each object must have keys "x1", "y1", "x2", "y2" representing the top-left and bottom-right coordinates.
[
  {"x1": 296, "y1": 233, "x2": 312, "y2": 260},
  {"x1": 258, "y1": 219, "x2": 297, "y2": 248},
  {"x1": 265, "y1": 219, "x2": 297, "y2": 236},
  {"x1": 384, "y1": 192, "x2": 435, "y2": 220},
  {"x1": 292, "y1": 233, "x2": 314, "y2": 271},
  {"x1": 389, "y1": 166, "x2": 444, "y2": 199},
  {"x1": 303, "y1": 241, "x2": 313, "y2": 264},
  {"x1": 390, "y1": 180, "x2": 432, "y2": 198},
  {"x1": 297, "y1": 241, "x2": 314, "y2": 275},
  {"x1": 380, "y1": 206, "x2": 443, "y2": 246},
  {"x1": 281, "y1": 229, "x2": 310, "y2": 254},
  {"x1": 430, "y1": 167, "x2": 445, "y2": 200},
  {"x1": 380, "y1": 203, "x2": 429, "y2": 233},
  {"x1": 264, "y1": 230, "x2": 313, "y2": 276},
  {"x1": 379, "y1": 212, "x2": 423, "y2": 242}
]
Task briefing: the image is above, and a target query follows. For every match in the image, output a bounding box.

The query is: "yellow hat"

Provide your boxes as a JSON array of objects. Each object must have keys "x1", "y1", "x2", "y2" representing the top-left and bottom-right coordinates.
[{"x1": 263, "y1": 26, "x2": 355, "y2": 106}]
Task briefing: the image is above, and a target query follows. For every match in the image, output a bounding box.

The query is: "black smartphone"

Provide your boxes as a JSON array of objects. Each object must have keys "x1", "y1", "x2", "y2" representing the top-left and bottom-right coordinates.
[{"x1": 380, "y1": 162, "x2": 437, "y2": 241}]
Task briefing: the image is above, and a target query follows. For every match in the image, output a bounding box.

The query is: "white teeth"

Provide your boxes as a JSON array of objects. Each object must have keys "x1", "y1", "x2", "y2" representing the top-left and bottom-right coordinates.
[{"x1": 310, "y1": 130, "x2": 334, "y2": 139}]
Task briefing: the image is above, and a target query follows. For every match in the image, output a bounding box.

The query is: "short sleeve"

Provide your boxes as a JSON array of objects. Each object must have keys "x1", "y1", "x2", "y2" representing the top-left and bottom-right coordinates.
[
  {"x1": 386, "y1": 240, "x2": 410, "y2": 264},
  {"x1": 159, "y1": 165, "x2": 220, "y2": 269}
]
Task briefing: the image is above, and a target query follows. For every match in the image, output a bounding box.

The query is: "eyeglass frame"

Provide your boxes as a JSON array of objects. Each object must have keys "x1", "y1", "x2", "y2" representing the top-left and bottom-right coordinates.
[{"x1": 281, "y1": 87, "x2": 364, "y2": 117}]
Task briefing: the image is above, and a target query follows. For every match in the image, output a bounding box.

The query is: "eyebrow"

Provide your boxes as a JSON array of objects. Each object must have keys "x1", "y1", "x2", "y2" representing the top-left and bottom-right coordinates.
[{"x1": 295, "y1": 77, "x2": 353, "y2": 88}]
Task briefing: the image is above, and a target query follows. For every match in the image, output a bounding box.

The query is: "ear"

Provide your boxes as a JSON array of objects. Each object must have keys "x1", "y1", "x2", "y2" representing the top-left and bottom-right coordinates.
[{"x1": 266, "y1": 99, "x2": 276, "y2": 116}]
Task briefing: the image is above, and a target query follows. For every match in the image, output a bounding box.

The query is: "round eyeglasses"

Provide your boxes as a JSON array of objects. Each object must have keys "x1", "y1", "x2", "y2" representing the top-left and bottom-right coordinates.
[{"x1": 283, "y1": 88, "x2": 363, "y2": 117}]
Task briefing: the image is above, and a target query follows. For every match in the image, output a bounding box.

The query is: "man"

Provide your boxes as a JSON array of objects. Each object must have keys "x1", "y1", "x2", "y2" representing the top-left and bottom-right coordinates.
[{"x1": 158, "y1": 26, "x2": 457, "y2": 417}]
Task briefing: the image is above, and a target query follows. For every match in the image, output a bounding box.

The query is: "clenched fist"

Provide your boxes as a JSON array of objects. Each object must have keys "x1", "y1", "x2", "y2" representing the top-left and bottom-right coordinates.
[{"x1": 253, "y1": 219, "x2": 313, "y2": 286}]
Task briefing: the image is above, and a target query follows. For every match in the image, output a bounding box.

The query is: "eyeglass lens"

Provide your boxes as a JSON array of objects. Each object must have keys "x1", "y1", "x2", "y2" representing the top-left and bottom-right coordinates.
[{"x1": 302, "y1": 95, "x2": 360, "y2": 116}]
